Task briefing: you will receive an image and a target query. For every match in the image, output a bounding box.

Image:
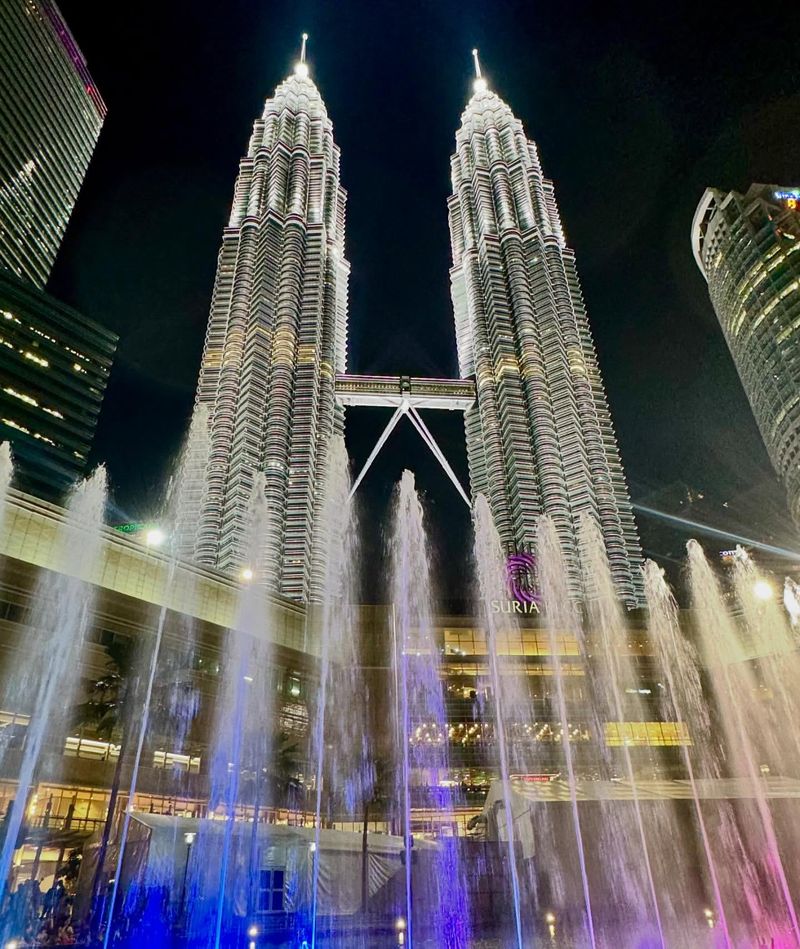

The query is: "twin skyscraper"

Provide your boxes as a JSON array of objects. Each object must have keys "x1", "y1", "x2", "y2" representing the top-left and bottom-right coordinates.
[{"x1": 183, "y1": 41, "x2": 644, "y2": 607}]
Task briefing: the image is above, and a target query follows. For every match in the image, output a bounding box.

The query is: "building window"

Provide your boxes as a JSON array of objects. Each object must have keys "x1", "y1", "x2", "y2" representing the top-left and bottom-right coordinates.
[{"x1": 257, "y1": 868, "x2": 285, "y2": 913}]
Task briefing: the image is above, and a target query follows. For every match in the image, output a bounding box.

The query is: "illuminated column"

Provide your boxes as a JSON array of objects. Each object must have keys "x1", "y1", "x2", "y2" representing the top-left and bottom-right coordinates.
[
  {"x1": 693, "y1": 185, "x2": 800, "y2": 529},
  {"x1": 188, "y1": 38, "x2": 349, "y2": 602},
  {"x1": 448, "y1": 52, "x2": 643, "y2": 605}
]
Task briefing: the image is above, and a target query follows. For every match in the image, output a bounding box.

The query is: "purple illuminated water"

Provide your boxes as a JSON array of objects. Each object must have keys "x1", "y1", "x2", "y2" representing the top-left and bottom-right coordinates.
[
  {"x1": 310, "y1": 436, "x2": 370, "y2": 945},
  {"x1": 389, "y1": 470, "x2": 470, "y2": 948},
  {"x1": 471, "y1": 494, "x2": 526, "y2": 947}
]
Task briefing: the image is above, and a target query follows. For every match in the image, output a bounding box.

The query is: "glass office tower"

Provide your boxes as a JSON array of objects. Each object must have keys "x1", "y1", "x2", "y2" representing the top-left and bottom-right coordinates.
[
  {"x1": 0, "y1": 270, "x2": 116, "y2": 498},
  {"x1": 693, "y1": 184, "x2": 800, "y2": 529},
  {"x1": 0, "y1": 0, "x2": 106, "y2": 287}
]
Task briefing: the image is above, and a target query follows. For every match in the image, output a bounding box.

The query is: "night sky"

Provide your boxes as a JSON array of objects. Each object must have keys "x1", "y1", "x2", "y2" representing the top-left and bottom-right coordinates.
[{"x1": 49, "y1": 0, "x2": 800, "y2": 601}]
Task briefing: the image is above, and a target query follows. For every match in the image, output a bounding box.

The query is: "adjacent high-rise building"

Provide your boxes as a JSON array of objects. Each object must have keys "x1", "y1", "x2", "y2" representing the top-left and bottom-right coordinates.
[
  {"x1": 0, "y1": 0, "x2": 113, "y2": 498},
  {"x1": 0, "y1": 0, "x2": 106, "y2": 287},
  {"x1": 189, "y1": 42, "x2": 349, "y2": 602},
  {"x1": 0, "y1": 270, "x2": 117, "y2": 498},
  {"x1": 447, "y1": 59, "x2": 643, "y2": 605},
  {"x1": 693, "y1": 184, "x2": 800, "y2": 528}
]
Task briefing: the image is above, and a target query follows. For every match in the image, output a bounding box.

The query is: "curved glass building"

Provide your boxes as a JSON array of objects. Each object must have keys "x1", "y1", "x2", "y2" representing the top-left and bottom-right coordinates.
[
  {"x1": 189, "y1": 52, "x2": 350, "y2": 601},
  {"x1": 0, "y1": 0, "x2": 106, "y2": 287},
  {"x1": 447, "y1": 69, "x2": 643, "y2": 606},
  {"x1": 692, "y1": 184, "x2": 800, "y2": 528}
]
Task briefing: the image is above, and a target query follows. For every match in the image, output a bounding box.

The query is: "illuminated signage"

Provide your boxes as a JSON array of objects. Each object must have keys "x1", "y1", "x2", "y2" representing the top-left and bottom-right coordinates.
[
  {"x1": 506, "y1": 551, "x2": 541, "y2": 606},
  {"x1": 486, "y1": 552, "x2": 543, "y2": 614},
  {"x1": 490, "y1": 598, "x2": 540, "y2": 615},
  {"x1": 774, "y1": 189, "x2": 800, "y2": 210},
  {"x1": 114, "y1": 522, "x2": 145, "y2": 534}
]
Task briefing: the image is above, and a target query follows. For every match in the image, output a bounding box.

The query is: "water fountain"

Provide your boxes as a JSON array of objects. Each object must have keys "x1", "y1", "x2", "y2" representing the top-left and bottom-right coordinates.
[
  {"x1": 535, "y1": 515, "x2": 597, "y2": 948},
  {"x1": 686, "y1": 541, "x2": 800, "y2": 946},
  {"x1": 2, "y1": 448, "x2": 800, "y2": 948},
  {"x1": 185, "y1": 475, "x2": 275, "y2": 949},
  {"x1": 309, "y1": 436, "x2": 371, "y2": 946},
  {"x1": 643, "y1": 559, "x2": 734, "y2": 947},
  {"x1": 0, "y1": 466, "x2": 108, "y2": 905},
  {"x1": 578, "y1": 513, "x2": 667, "y2": 946},
  {"x1": 389, "y1": 471, "x2": 470, "y2": 948}
]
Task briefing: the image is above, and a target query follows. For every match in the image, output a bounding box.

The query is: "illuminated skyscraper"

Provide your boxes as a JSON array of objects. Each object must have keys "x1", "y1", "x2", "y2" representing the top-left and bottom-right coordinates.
[
  {"x1": 447, "y1": 54, "x2": 643, "y2": 605},
  {"x1": 0, "y1": 270, "x2": 116, "y2": 498},
  {"x1": 190, "y1": 39, "x2": 349, "y2": 601},
  {"x1": 0, "y1": 0, "x2": 106, "y2": 287},
  {"x1": 693, "y1": 184, "x2": 800, "y2": 528}
]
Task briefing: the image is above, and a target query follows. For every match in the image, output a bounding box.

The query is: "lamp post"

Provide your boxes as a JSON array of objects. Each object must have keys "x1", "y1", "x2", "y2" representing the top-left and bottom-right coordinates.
[{"x1": 180, "y1": 832, "x2": 195, "y2": 921}]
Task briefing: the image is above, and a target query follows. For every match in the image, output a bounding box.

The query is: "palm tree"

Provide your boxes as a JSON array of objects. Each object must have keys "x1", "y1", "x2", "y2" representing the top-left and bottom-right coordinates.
[
  {"x1": 73, "y1": 637, "x2": 137, "y2": 919},
  {"x1": 360, "y1": 757, "x2": 394, "y2": 912}
]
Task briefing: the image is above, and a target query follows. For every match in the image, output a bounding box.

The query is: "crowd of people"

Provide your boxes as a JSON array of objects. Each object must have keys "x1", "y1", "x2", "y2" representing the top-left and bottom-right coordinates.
[{"x1": 0, "y1": 851, "x2": 107, "y2": 948}]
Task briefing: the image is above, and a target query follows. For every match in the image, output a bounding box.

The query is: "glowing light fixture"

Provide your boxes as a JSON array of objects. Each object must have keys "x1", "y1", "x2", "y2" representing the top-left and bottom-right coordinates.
[
  {"x1": 145, "y1": 527, "x2": 165, "y2": 547},
  {"x1": 754, "y1": 579, "x2": 773, "y2": 601},
  {"x1": 241, "y1": 567, "x2": 254, "y2": 582}
]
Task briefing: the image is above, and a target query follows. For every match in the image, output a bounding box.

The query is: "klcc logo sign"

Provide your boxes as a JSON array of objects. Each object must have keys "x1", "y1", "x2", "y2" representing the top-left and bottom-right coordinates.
[{"x1": 489, "y1": 552, "x2": 542, "y2": 615}]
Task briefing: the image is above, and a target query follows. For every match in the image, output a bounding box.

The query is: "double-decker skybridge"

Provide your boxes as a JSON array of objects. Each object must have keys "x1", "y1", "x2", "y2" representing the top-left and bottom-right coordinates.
[{"x1": 334, "y1": 373, "x2": 475, "y2": 505}]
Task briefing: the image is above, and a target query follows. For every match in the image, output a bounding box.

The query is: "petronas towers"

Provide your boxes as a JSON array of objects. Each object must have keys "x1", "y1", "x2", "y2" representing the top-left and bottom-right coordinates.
[
  {"x1": 188, "y1": 46, "x2": 349, "y2": 602},
  {"x1": 185, "y1": 43, "x2": 643, "y2": 607},
  {"x1": 449, "y1": 65, "x2": 643, "y2": 606}
]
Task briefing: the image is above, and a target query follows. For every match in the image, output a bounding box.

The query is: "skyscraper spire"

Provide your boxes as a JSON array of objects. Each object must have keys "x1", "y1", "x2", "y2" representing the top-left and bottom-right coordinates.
[
  {"x1": 471, "y1": 48, "x2": 488, "y2": 94},
  {"x1": 471, "y1": 48, "x2": 482, "y2": 78},
  {"x1": 448, "y1": 61, "x2": 643, "y2": 605},
  {"x1": 295, "y1": 32, "x2": 310, "y2": 78}
]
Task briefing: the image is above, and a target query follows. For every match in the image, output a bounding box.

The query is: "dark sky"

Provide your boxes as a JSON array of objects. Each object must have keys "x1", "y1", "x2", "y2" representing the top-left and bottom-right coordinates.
[{"x1": 50, "y1": 0, "x2": 800, "y2": 600}]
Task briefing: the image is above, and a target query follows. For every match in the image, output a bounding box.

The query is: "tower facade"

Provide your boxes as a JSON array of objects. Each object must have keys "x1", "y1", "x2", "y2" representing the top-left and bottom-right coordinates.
[
  {"x1": 692, "y1": 184, "x2": 800, "y2": 529},
  {"x1": 190, "y1": 51, "x2": 349, "y2": 602},
  {"x1": 0, "y1": 0, "x2": 106, "y2": 288},
  {"x1": 447, "y1": 68, "x2": 643, "y2": 605}
]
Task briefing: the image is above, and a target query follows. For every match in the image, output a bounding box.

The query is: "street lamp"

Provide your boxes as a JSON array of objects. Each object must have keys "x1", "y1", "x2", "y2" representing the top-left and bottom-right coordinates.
[
  {"x1": 180, "y1": 831, "x2": 196, "y2": 919},
  {"x1": 753, "y1": 580, "x2": 773, "y2": 601},
  {"x1": 145, "y1": 527, "x2": 165, "y2": 547}
]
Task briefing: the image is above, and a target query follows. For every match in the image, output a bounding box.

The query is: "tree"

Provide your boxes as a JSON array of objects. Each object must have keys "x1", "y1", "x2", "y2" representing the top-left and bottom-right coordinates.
[
  {"x1": 73, "y1": 636, "x2": 138, "y2": 922},
  {"x1": 360, "y1": 757, "x2": 394, "y2": 913}
]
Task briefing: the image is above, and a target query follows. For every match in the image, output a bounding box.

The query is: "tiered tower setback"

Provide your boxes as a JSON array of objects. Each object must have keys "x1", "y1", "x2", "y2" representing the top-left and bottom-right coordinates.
[
  {"x1": 190, "y1": 44, "x2": 349, "y2": 602},
  {"x1": 447, "y1": 58, "x2": 643, "y2": 605}
]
